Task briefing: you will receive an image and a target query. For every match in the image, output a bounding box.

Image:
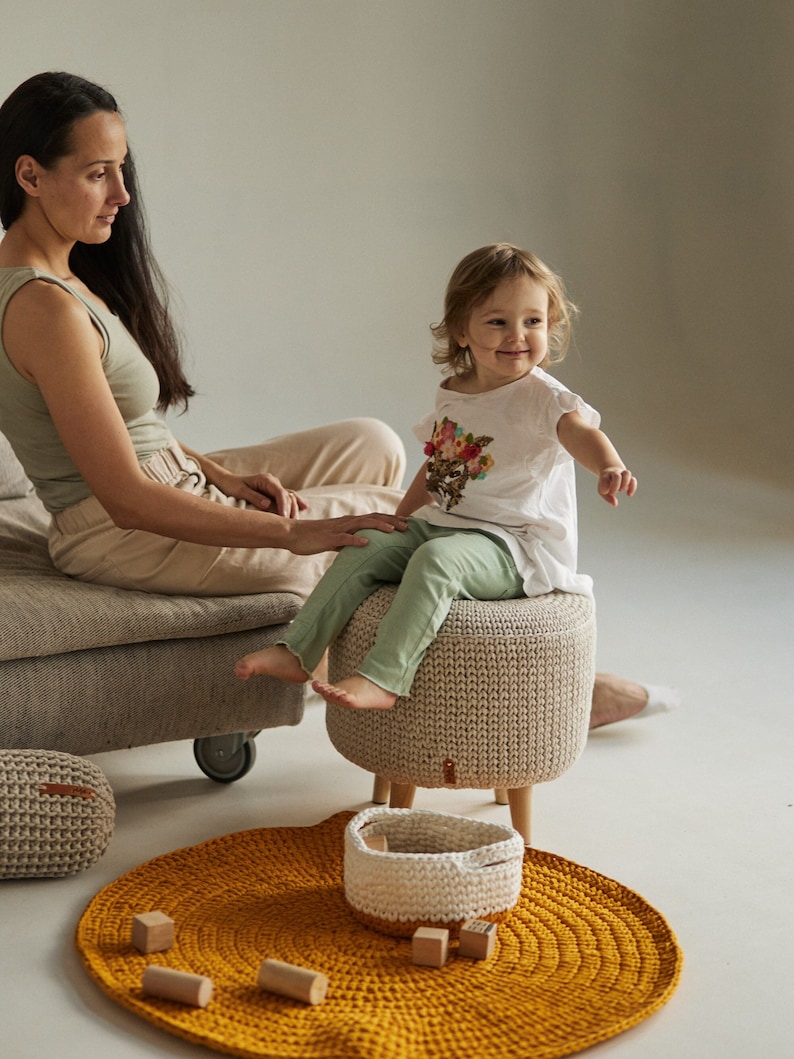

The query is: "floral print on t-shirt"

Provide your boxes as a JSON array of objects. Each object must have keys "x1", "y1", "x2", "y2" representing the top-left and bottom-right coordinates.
[{"x1": 424, "y1": 416, "x2": 495, "y2": 511}]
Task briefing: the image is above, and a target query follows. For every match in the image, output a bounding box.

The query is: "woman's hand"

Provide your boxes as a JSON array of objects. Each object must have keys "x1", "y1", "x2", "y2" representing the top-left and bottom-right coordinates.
[
  {"x1": 286, "y1": 513, "x2": 409, "y2": 555},
  {"x1": 220, "y1": 470, "x2": 308, "y2": 518},
  {"x1": 179, "y1": 447, "x2": 308, "y2": 518}
]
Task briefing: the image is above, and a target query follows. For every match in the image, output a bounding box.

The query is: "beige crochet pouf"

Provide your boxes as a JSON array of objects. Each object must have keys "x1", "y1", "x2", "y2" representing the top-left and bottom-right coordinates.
[
  {"x1": 0, "y1": 749, "x2": 115, "y2": 879},
  {"x1": 326, "y1": 586, "x2": 596, "y2": 844}
]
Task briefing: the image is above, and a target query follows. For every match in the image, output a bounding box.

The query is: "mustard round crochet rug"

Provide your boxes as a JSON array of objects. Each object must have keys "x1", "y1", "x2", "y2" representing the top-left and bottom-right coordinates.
[{"x1": 76, "y1": 812, "x2": 682, "y2": 1059}]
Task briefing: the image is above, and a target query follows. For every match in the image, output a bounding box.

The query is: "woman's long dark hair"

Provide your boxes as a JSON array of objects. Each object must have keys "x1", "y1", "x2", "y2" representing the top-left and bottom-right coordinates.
[{"x1": 0, "y1": 72, "x2": 193, "y2": 411}]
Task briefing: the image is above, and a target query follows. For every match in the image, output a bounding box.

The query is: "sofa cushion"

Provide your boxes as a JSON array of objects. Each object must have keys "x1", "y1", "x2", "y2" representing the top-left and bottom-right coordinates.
[
  {"x1": 0, "y1": 494, "x2": 301, "y2": 663},
  {"x1": 0, "y1": 431, "x2": 33, "y2": 500}
]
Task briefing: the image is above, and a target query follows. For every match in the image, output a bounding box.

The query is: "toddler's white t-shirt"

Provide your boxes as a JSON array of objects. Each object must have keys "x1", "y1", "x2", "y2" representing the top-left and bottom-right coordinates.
[{"x1": 412, "y1": 366, "x2": 599, "y2": 597}]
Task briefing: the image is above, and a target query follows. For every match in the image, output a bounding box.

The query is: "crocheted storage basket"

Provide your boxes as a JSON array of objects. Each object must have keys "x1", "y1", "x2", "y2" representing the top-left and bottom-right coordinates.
[
  {"x1": 344, "y1": 808, "x2": 524, "y2": 937},
  {"x1": 0, "y1": 749, "x2": 115, "y2": 879}
]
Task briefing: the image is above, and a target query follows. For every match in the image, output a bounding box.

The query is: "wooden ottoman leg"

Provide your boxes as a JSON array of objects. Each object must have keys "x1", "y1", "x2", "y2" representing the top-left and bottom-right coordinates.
[
  {"x1": 372, "y1": 775, "x2": 391, "y2": 804},
  {"x1": 389, "y1": 782, "x2": 417, "y2": 809},
  {"x1": 507, "y1": 787, "x2": 532, "y2": 845},
  {"x1": 494, "y1": 788, "x2": 509, "y2": 805}
]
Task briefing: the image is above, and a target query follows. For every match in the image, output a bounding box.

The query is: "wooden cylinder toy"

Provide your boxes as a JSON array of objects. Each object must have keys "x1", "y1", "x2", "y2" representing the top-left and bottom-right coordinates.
[
  {"x1": 257, "y1": 958, "x2": 328, "y2": 1005},
  {"x1": 141, "y1": 965, "x2": 213, "y2": 1008}
]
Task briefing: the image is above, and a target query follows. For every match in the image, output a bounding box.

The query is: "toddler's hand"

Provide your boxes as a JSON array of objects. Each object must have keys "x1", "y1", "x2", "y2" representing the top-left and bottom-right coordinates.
[{"x1": 598, "y1": 467, "x2": 637, "y2": 507}]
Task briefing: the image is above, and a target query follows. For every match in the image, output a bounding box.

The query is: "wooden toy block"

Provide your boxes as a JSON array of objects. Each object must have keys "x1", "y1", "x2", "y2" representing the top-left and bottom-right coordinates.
[
  {"x1": 362, "y1": 833, "x2": 389, "y2": 852},
  {"x1": 132, "y1": 911, "x2": 175, "y2": 953},
  {"x1": 458, "y1": 918, "x2": 498, "y2": 960},
  {"x1": 141, "y1": 965, "x2": 213, "y2": 1008},
  {"x1": 412, "y1": 927, "x2": 449, "y2": 967},
  {"x1": 258, "y1": 958, "x2": 328, "y2": 1005}
]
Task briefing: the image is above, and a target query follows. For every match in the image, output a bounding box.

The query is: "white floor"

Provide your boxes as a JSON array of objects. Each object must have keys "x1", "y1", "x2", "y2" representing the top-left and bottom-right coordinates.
[{"x1": 2, "y1": 456, "x2": 793, "y2": 1059}]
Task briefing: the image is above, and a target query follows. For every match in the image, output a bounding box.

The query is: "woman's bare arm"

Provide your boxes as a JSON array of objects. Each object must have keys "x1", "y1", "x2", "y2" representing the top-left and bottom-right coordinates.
[{"x1": 3, "y1": 282, "x2": 405, "y2": 550}]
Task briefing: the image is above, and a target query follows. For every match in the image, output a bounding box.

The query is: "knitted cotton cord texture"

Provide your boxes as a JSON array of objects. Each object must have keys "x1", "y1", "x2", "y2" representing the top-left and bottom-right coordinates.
[
  {"x1": 327, "y1": 587, "x2": 596, "y2": 790},
  {"x1": 0, "y1": 749, "x2": 114, "y2": 878},
  {"x1": 76, "y1": 812, "x2": 682, "y2": 1059},
  {"x1": 344, "y1": 808, "x2": 524, "y2": 935}
]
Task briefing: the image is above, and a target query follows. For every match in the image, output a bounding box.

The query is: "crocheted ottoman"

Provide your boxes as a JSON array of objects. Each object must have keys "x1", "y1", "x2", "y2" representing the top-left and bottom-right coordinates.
[
  {"x1": 326, "y1": 586, "x2": 596, "y2": 843},
  {"x1": 0, "y1": 749, "x2": 115, "y2": 879}
]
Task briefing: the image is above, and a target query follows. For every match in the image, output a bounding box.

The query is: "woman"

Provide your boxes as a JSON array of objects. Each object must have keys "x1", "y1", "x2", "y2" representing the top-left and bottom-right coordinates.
[{"x1": 0, "y1": 72, "x2": 407, "y2": 602}]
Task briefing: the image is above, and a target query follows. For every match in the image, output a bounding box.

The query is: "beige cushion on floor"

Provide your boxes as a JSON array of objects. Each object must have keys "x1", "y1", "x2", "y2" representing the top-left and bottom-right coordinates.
[{"x1": 0, "y1": 749, "x2": 115, "y2": 879}]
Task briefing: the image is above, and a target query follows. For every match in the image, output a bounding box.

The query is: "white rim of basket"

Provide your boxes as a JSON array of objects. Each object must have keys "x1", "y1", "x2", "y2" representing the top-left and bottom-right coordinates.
[{"x1": 346, "y1": 807, "x2": 524, "y2": 871}]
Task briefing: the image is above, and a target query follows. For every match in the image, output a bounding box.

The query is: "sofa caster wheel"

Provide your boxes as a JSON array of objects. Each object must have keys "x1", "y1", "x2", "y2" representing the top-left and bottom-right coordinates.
[{"x1": 193, "y1": 733, "x2": 257, "y2": 783}]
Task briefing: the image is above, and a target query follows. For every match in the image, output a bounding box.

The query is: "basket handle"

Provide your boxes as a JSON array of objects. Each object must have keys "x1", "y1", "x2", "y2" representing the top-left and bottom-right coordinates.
[{"x1": 457, "y1": 842, "x2": 522, "y2": 872}]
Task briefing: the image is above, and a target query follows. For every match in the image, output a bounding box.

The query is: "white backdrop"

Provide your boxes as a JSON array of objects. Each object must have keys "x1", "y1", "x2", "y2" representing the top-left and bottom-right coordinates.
[{"x1": 2, "y1": 0, "x2": 792, "y2": 490}]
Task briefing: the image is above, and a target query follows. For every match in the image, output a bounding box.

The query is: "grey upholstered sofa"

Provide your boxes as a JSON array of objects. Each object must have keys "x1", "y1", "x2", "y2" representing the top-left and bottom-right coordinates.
[{"x1": 0, "y1": 431, "x2": 305, "y2": 782}]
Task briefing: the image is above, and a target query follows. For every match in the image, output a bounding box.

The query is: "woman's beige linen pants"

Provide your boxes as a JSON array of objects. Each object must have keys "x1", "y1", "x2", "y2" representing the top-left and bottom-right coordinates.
[{"x1": 49, "y1": 418, "x2": 405, "y2": 598}]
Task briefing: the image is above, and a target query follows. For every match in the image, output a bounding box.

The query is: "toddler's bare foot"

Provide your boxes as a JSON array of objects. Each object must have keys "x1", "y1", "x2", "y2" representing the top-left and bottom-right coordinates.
[
  {"x1": 234, "y1": 645, "x2": 308, "y2": 683},
  {"x1": 312, "y1": 675, "x2": 397, "y2": 711}
]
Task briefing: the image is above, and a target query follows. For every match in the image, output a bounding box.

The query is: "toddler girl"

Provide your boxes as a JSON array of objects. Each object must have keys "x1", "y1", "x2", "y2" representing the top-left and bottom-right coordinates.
[{"x1": 235, "y1": 243, "x2": 636, "y2": 709}]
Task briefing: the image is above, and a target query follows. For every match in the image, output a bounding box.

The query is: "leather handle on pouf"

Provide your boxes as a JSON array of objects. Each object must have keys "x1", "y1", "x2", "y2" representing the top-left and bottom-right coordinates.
[{"x1": 38, "y1": 782, "x2": 96, "y2": 799}]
